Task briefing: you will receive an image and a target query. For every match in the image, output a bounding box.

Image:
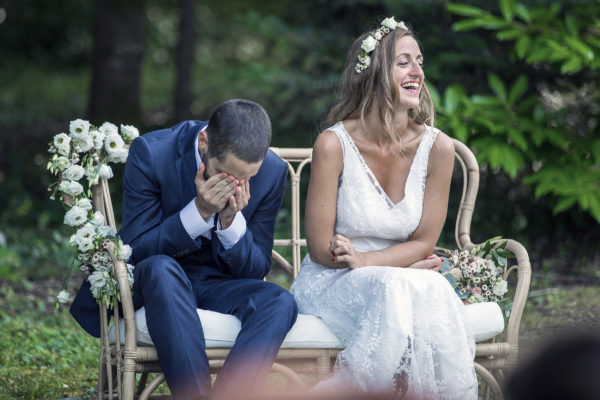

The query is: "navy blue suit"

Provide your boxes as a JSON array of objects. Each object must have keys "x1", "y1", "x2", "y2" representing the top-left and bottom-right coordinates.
[{"x1": 70, "y1": 120, "x2": 298, "y2": 399}]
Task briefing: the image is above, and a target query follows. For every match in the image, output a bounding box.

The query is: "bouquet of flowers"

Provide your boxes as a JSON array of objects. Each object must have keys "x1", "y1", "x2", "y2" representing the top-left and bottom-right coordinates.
[
  {"x1": 440, "y1": 237, "x2": 514, "y2": 315},
  {"x1": 47, "y1": 119, "x2": 139, "y2": 310}
]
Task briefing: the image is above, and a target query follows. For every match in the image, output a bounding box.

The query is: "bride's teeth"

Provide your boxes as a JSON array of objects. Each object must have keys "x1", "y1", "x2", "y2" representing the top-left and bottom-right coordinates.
[{"x1": 402, "y1": 82, "x2": 419, "y2": 89}]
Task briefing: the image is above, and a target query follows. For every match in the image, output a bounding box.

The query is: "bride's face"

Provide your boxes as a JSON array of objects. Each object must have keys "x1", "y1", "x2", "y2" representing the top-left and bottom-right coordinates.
[{"x1": 392, "y1": 35, "x2": 424, "y2": 110}]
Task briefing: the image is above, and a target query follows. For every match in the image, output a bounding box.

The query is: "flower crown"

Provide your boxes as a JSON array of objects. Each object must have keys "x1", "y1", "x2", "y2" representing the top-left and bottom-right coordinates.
[{"x1": 355, "y1": 17, "x2": 408, "y2": 73}]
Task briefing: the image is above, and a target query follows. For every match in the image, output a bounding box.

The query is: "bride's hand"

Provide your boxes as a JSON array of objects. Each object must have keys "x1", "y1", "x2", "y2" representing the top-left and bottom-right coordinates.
[
  {"x1": 329, "y1": 234, "x2": 364, "y2": 269},
  {"x1": 407, "y1": 255, "x2": 443, "y2": 271}
]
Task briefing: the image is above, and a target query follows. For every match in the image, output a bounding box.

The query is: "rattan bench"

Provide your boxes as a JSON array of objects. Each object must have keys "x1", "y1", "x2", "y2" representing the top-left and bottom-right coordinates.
[{"x1": 90, "y1": 140, "x2": 531, "y2": 400}]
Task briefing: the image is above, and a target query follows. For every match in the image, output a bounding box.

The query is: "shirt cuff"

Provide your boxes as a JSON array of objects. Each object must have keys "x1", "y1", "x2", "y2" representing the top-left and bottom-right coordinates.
[
  {"x1": 216, "y1": 212, "x2": 246, "y2": 249},
  {"x1": 180, "y1": 198, "x2": 215, "y2": 239}
]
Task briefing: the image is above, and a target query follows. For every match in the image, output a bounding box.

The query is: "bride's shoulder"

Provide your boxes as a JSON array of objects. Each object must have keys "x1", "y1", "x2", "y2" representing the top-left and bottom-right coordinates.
[
  {"x1": 313, "y1": 128, "x2": 342, "y2": 156},
  {"x1": 429, "y1": 128, "x2": 455, "y2": 168}
]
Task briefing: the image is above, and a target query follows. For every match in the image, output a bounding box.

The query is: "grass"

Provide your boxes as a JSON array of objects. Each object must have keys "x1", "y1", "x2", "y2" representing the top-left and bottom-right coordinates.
[{"x1": 0, "y1": 282, "x2": 98, "y2": 400}]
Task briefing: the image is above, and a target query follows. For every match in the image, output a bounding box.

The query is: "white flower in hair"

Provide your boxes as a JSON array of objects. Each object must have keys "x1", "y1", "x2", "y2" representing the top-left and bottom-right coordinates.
[
  {"x1": 355, "y1": 16, "x2": 407, "y2": 73},
  {"x1": 361, "y1": 36, "x2": 378, "y2": 53},
  {"x1": 381, "y1": 17, "x2": 399, "y2": 30}
]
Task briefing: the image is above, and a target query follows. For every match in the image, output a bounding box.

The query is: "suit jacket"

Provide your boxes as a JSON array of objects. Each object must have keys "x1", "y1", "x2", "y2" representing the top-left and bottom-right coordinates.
[{"x1": 70, "y1": 120, "x2": 288, "y2": 337}]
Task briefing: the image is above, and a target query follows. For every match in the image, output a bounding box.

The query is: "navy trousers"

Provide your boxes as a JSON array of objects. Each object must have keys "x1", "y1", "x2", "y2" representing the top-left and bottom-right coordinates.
[{"x1": 131, "y1": 255, "x2": 298, "y2": 400}]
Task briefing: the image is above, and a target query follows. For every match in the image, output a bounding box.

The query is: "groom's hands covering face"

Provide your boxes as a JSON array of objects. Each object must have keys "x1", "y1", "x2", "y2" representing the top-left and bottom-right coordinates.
[
  {"x1": 218, "y1": 179, "x2": 250, "y2": 229},
  {"x1": 194, "y1": 162, "x2": 237, "y2": 220}
]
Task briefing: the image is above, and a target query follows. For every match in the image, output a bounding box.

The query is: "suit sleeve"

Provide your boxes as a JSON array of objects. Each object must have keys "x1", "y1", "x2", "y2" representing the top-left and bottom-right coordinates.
[
  {"x1": 211, "y1": 161, "x2": 287, "y2": 279},
  {"x1": 120, "y1": 137, "x2": 203, "y2": 263}
]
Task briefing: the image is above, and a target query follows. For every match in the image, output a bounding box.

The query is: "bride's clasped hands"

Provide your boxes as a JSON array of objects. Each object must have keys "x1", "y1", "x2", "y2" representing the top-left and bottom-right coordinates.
[{"x1": 329, "y1": 233, "x2": 442, "y2": 271}]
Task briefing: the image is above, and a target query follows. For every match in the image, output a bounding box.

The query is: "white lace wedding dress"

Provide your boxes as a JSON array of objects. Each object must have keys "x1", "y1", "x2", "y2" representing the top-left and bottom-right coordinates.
[{"x1": 291, "y1": 122, "x2": 478, "y2": 399}]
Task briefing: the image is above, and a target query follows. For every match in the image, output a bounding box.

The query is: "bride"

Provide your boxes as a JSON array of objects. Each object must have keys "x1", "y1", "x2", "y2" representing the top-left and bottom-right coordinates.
[{"x1": 290, "y1": 17, "x2": 478, "y2": 399}]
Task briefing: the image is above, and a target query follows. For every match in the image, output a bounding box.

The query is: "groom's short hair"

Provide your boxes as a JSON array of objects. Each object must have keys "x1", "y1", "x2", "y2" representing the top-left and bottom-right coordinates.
[{"x1": 206, "y1": 99, "x2": 272, "y2": 163}]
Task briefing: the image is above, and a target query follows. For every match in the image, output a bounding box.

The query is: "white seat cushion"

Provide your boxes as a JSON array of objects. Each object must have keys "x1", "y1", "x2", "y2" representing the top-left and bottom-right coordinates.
[{"x1": 109, "y1": 302, "x2": 503, "y2": 347}]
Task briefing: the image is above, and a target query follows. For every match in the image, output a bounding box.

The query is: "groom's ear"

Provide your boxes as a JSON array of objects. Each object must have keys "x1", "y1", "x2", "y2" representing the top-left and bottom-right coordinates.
[{"x1": 197, "y1": 129, "x2": 209, "y2": 155}]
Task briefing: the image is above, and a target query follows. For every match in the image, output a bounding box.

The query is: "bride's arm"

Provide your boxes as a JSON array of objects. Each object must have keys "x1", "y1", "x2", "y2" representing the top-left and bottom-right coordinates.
[
  {"x1": 305, "y1": 130, "x2": 346, "y2": 268},
  {"x1": 381, "y1": 131, "x2": 456, "y2": 267}
]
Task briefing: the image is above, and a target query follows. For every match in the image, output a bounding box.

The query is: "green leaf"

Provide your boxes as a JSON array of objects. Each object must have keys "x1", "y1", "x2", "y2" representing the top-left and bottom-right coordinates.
[
  {"x1": 565, "y1": 14, "x2": 578, "y2": 37},
  {"x1": 515, "y1": 4, "x2": 532, "y2": 23},
  {"x1": 553, "y1": 196, "x2": 578, "y2": 213},
  {"x1": 496, "y1": 29, "x2": 522, "y2": 41},
  {"x1": 471, "y1": 95, "x2": 502, "y2": 106},
  {"x1": 515, "y1": 36, "x2": 531, "y2": 59},
  {"x1": 444, "y1": 85, "x2": 462, "y2": 113},
  {"x1": 564, "y1": 36, "x2": 594, "y2": 61},
  {"x1": 561, "y1": 57, "x2": 583, "y2": 73},
  {"x1": 480, "y1": 16, "x2": 510, "y2": 30},
  {"x1": 446, "y1": 3, "x2": 485, "y2": 17},
  {"x1": 488, "y1": 74, "x2": 507, "y2": 102},
  {"x1": 452, "y1": 19, "x2": 484, "y2": 32},
  {"x1": 499, "y1": 0, "x2": 517, "y2": 21},
  {"x1": 508, "y1": 75, "x2": 529, "y2": 104},
  {"x1": 508, "y1": 128, "x2": 529, "y2": 151}
]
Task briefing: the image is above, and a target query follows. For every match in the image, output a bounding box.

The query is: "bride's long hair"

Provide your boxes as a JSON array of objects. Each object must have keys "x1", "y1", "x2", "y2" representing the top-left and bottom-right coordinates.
[{"x1": 327, "y1": 24, "x2": 435, "y2": 156}]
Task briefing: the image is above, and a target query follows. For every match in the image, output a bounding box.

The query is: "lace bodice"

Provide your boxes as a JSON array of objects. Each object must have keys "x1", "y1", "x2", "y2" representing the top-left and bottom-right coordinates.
[{"x1": 331, "y1": 122, "x2": 438, "y2": 252}]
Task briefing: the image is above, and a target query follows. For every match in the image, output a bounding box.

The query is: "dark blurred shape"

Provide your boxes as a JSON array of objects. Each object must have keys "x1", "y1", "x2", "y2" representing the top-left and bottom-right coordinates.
[
  {"x1": 89, "y1": 0, "x2": 145, "y2": 124},
  {"x1": 505, "y1": 332, "x2": 600, "y2": 400},
  {"x1": 173, "y1": 0, "x2": 196, "y2": 122}
]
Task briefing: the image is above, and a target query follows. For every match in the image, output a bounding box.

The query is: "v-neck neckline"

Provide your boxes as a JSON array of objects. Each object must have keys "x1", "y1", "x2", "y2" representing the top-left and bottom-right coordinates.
[{"x1": 339, "y1": 121, "x2": 429, "y2": 208}]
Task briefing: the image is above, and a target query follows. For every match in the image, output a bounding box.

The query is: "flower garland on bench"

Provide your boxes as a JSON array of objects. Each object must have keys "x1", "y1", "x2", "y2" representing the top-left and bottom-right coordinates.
[{"x1": 47, "y1": 119, "x2": 139, "y2": 310}]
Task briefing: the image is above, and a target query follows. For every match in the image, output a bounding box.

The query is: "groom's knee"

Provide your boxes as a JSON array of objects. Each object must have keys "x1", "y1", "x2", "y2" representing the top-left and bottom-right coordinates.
[{"x1": 135, "y1": 255, "x2": 190, "y2": 292}]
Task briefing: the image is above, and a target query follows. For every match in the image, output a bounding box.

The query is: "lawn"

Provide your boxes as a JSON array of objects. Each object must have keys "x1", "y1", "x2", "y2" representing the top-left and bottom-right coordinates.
[{"x1": 1, "y1": 268, "x2": 599, "y2": 400}]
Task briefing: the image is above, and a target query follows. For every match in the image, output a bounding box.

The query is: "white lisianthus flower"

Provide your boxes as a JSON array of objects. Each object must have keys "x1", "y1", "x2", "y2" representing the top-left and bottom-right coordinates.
[
  {"x1": 98, "y1": 164, "x2": 114, "y2": 179},
  {"x1": 493, "y1": 280, "x2": 508, "y2": 296},
  {"x1": 78, "y1": 238, "x2": 95, "y2": 252},
  {"x1": 76, "y1": 223, "x2": 96, "y2": 243},
  {"x1": 63, "y1": 165, "x2": 85, "y2": 181},
  {"x1": 73, "y1": 135, "x2": 94, "y2": 153},
  {"x1": 53, "y1": 133, "x2": 72, "y2": 157},
  {"x1": 64, "y1": 205, "x2": 88, "y2": 226},
  {"x1": 98, "y1": 225, "x2": 115, "y2": 237},
  {"x1": 105, "y1": 134, "x2": 125, "y2": 155},
  {"x1": 361, "y1": 35, "x2": 378, "y2": 52},
  {"x1": 90, "y1": 130, "x2": 105, "y2": 150},
  {"x1": 57, "y1": 290, "x2": 71, "y2": 303},
  {"x1": 120, "y1": 124, "x2": 139, "y2": 142},
  {"x1": 55, "y1": 156, "x2": 71, "y2": 171},
  {"x1": 77, "y1": 198, "x2": 93, "y2": 211},
  {"x1": 397, "y1": 21, "x2": 408, "y2": 30},
  {"x1": 108, "y1": 148, "x2": 128, "y2": 163},
  {"x1": 69, "y1": 234, "x2": 77, "y2": 246},
  {"x1": 118, "y1": 244, "x2": 132, "y2": 261},
  {"x1": 381, "y1": 17, "x2": 399, "y2": 30},
  {"x1": 374, "y1": 31, "x2": 383, "y2": 40},
  {"x1": 89, "y1": 270, "x2": 107, "y2": 289},
  {"x1": 99, "y1": 122, "x2": 118, "y2": 136},
  {"x1": 54, "y1": 132, "x2": 71, "y2": 148},
  {"x1": 62, "y1": 180, "x2": 84, "y2": 197},
  {"x1": 69, "y1": 119, "x2": 90, "y2": 139},
  {"x1": 92, "y1": 211, "x2": 105, "y2": 226}
]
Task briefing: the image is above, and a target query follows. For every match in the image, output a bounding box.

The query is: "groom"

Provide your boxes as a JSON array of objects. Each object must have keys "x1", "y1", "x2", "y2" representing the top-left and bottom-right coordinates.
[{"x1": 70, "y1": 99, "x2": 298, "y2": 399}]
